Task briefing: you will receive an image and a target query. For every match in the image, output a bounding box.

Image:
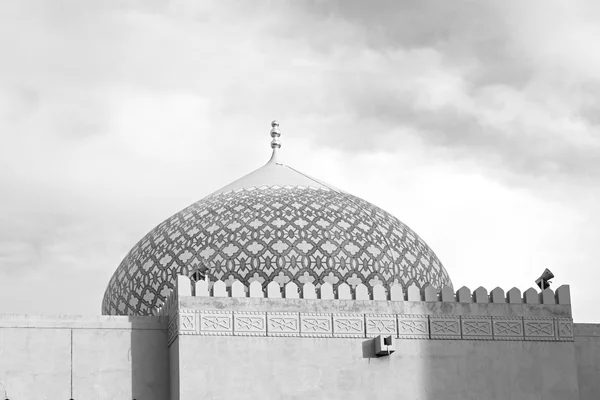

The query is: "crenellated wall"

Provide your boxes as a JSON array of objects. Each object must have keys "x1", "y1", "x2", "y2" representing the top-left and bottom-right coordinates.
[
  {"x1": 162, "y1": 276, "x2": 573, "y2": 343},
  {"x1": 159, "y1": 276, "x2": 573, "y2": 305},
  {"x1": 167, "y1": 275, "x2": 586, "y2": 400}
]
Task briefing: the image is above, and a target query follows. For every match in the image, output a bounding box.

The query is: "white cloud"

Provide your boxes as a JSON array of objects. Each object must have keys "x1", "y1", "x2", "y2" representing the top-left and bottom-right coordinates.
[{"x1": 0, "y1": 0, "x2": 599, "y2": 322}]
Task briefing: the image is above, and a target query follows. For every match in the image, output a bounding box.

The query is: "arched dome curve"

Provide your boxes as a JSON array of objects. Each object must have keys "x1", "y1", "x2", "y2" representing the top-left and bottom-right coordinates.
[{"x1": 102, "y1": 124, "x2": 452, "y2": 315}]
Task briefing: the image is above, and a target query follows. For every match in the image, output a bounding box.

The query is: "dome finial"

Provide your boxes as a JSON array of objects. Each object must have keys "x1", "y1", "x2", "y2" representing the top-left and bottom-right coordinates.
[
  {"x1": 268, "y1": 120, "x2": 281, "y2": 164},
  {"x1": 270, "y1": 120, "x2": 281, "y2": 149}
]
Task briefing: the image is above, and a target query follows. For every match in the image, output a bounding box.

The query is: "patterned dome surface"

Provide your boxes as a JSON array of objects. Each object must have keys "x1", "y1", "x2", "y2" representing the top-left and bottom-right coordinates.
[{"x1": 102, "y1": 159, "x2": 452, "y2": 315}]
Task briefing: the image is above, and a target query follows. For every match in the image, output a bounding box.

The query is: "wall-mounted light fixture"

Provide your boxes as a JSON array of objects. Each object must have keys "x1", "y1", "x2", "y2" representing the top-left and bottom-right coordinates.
[{"x1": 374, "y1": 335, "x2": 395, "y2": 357}]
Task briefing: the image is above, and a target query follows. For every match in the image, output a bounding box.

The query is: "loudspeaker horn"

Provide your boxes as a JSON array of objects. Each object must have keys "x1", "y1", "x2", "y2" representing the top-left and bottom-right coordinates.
[{"x1": 535, "y1": 268, "x2": 554, "y2": 290}]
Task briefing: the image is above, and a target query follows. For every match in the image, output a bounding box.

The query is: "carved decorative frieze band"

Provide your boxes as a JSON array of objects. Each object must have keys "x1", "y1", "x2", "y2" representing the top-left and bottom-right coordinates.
[
  {"x1": 430, "y1": 316, "x2": 461, "y2": 340},
  {"x1": 332, "y1": 314, "x2": 364, "y2": 338},
  {"x1": 179, "y1": 311, "x2": 198, "y2": 335},
  {"x1": 267, "y1": 312, "x2": 300, "y2": 337},
  {"x1": 556, "y1": 318, "x2": 574, "y2": 341},
  {"x1": 492, "y1": 317, "x2": 524, "y2": 340},
  {"x1": 199, "y1": 310, "x2": 233, "y2": 336},
  {"x1": 397, "y1": 314, "x2": 429, "y2": 339},
  {"x1": 461, "y1": 316, "x2": 493, "y2": 340},
  {"x1": 366, "y1": 314, "x2": 397, "y2": 338},
  {"x1": 524, "y1": 317, "x2": 555, "y2": 341},
  {"x1": 300, "y1": 313, "x2": 333, "y2": 337},
  {"x1": 234, "y1": 311, "x2": 266, "y2": 336},
  {"x1": 167, "y1": 311, "x2": 574, "y2": 343}
]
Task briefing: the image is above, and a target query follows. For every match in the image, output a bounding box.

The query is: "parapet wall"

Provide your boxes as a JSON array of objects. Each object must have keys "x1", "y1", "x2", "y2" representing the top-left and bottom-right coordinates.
[
  {"x1": 167, "y1": 276, "x2": 572, "y2": 306},
  {"x1": 163, "y1": 276, "x2": 574, "y2": 346}
]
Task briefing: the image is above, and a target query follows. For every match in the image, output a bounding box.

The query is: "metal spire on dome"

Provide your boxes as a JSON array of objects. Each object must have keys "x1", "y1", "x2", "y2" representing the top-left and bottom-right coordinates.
[{"x1": 267, "y1": 120, "x2": 281, "y2": 164}]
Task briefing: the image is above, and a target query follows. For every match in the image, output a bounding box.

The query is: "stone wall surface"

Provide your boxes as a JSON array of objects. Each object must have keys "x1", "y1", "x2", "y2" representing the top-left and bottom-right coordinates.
[
  {"x1": 0, "y1": 315, "x2": 169, "y2": 400},
  {"x1": 575, "y1": 323, "x2": 600, "y2": 400}
]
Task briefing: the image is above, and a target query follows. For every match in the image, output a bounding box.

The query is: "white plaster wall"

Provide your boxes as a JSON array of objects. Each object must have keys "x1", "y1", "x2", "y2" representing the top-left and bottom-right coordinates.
[
  {"x1": 0, "y1": 328, "x2": 71, "y2": 399},
  {"x1": 72, "y1": 328, "x2": 169, "y2": 399},
  {"x1": 178, "y1": 335, "x2": 580, "y2": 400},
  {"x1": 574, "y1": 324, "x2": 600, "y2": 400},
  {"x1": 0, "y1": 315, "x2": 169, "y2": 400}
]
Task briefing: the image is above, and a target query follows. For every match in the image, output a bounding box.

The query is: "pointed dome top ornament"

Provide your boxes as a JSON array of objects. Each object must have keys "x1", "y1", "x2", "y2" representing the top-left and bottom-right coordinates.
[{"x1": 268, "y1": 120, "x2": 281, "y2": 164}]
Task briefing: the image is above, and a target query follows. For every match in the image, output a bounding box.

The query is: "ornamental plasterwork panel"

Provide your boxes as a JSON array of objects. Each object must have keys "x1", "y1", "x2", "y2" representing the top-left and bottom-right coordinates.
[
  {"x1": 397, "y1": 314, "x2": 429, "y2": 339},
  {"x1": 365, "y1": 314, "x2": 397, "y2": 337},
  {"x1": 234, "y1": 311, "x2": 266, "y2": 336},
  {"x1": 492, "y1": 317, "x2": 524, "y2": 340},
  {"x1": 199, "y1": 310, "x2": 232, "y2": 336},
  {"x1": 556, "y1": 318, "x2": 574, "y2": 342},
  {"x1": 430, "y1": 316, "x2": 461, "y2": 340},
  {"x1": 461, "y1": 316, "x2": 492, "y2": 340},
  {"x1": 102, "y1": 187, "x2": 452, "y2": 315},
  {"x1": 179, "y1": 311, "x2": 198, "y2": 335},
  {"x1": 524, "y1": 317, "x2": 555, "y2": 341},
  {"x1": 267, "y1": 312, "x2": 299, "y2": 337},
  {"x1": 300, "y1": 313, "x2": 332, "y2": 337},
  {"x1": 332, "y1": 314, "x2": 365, "y2": 338}
]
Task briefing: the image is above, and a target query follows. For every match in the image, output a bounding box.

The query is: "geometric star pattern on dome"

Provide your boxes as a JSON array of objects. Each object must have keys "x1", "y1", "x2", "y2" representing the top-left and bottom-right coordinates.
[{"x1": 102, "y1": 187, "x2": 452, "y2": 315}]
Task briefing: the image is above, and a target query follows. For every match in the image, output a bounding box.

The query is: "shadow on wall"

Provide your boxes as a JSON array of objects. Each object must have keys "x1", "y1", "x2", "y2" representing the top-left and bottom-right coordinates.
[
  {"x1": 418, "y1": 322, "x2": 579, "y2": 399},
  {"x1": 130, "y1": 317, "x2": 170, "y2": 400},
  {"x1": 361, "y1": 339, "x2": 375, "y2": 360}
]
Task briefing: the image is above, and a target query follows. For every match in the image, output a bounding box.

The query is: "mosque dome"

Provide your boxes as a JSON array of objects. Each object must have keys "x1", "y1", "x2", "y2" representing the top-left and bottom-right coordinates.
[{"x1": 102, "y1": 122, "x2": 452, "y2": 315}]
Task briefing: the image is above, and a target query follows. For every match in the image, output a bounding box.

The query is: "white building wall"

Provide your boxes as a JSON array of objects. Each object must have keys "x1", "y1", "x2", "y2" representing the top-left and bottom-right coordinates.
[{"x1": 0, "y1": 315, "x2": 169, "y2": 400}]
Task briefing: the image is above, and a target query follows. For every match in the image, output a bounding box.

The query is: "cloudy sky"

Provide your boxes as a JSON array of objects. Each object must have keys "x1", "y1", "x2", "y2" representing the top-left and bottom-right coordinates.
[{"x1": 1, "y1": 0, "x2": 599, "y2": 321}]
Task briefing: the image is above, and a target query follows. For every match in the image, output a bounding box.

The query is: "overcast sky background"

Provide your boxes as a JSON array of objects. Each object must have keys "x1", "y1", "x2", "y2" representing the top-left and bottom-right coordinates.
[{"x1": 0, "y1": 0, "x2": 599, "y2": 321}]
